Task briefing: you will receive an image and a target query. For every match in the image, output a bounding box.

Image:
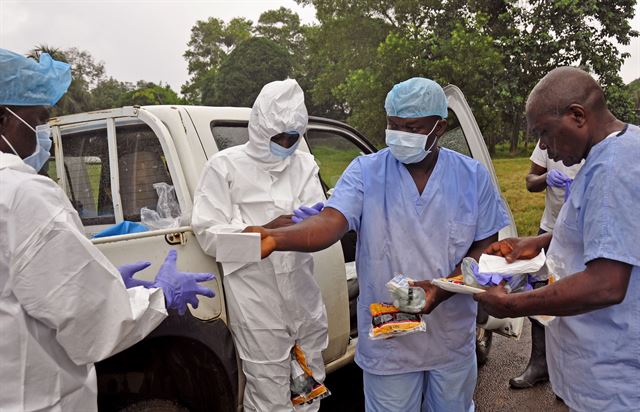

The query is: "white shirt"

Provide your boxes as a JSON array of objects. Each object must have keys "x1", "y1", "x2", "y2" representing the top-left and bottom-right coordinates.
[
  {"x1": 0, "y1": 153, "x2": 166, "y2": 411},
  {"x1": 530, "y1": 142, "x2": 583, "y2": 231}
]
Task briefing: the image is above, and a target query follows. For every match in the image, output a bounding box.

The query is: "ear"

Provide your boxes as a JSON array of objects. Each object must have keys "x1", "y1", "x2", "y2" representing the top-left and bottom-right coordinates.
[
  {"x1": 435, "y1": 119, "x2": 448, "y2": 137},
  {"x1": 566, "y1": 104, "x2": 586, "y2": 127}
]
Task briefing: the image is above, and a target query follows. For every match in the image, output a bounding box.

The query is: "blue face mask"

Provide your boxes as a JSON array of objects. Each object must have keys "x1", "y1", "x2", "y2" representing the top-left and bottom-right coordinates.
[
  {"x1": 385, "y1": 122, "x2": 438, "y2": 164},
  {"x1": 270, "y1": 136, "x2": 300, "y2": 158},
  {"x1": 2, "y1": 108, "x2": 52, "y2": 172},
  {"x1": 23, "y1": 124, "x2": 52, "y2": 172}
]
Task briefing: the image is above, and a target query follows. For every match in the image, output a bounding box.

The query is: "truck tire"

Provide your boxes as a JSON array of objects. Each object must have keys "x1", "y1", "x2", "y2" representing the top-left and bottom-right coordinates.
[{"x1": 475, "y1": 327, "x2": 493, "y2": 367}]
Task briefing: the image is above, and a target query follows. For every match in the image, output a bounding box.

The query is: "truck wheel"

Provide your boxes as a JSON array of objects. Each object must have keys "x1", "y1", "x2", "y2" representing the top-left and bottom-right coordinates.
[
  {"x1": 475, "y1": 327, "x2": 493, "y2": 367},
  {"x1": 119, "y1": 399, "x2": 189, "y2": 412}
]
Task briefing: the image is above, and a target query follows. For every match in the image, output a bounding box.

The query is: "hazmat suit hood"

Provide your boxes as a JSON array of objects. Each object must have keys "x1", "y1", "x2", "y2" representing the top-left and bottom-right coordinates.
[{"x1": 245, "y1": 79, "x2": 308, "y2": 168}]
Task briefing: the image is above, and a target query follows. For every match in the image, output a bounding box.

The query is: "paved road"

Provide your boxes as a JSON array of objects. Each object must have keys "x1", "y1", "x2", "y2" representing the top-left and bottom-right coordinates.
[{"x1": 320, "y1": 319, "x2": 568, "y2": 411}]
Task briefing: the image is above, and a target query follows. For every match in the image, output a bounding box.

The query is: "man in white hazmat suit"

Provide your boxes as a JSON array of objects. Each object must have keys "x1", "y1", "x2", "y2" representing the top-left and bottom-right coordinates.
[
  {"x1": 192, "y1": 79, "x2": 328, "y2": 411},
  {"x1": 0, "y1": 48, "x2": 215, "y2": 411}
]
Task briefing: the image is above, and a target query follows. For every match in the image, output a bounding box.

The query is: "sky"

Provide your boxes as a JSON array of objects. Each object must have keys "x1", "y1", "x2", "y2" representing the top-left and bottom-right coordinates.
[{"x1": 1, "y1": 0, "x2": 638, "y2": 95}]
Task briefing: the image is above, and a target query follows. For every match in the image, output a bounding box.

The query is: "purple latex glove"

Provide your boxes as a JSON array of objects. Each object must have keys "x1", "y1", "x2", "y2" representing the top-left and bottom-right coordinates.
[
  {"x1": 118, "y1": 261, "x2": 155, "y2": 289},
  {"x1": 292, "y1": 201, "x2": 324, "y2": 223},
  {"x1": 546, "y1": 169, "x2": 571, "y2": 188},
  {"x1": 469, "y1": 260, "x2": 532, "y2": 293},
  {"x1": 154, "y1": 250, "x2": 216, "y2": 315}
]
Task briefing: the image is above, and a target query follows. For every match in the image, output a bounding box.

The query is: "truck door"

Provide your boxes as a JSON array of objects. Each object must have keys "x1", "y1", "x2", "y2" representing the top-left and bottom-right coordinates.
[
  {"x1": 443, "y1": 85, "x2": 523, "y2": 339},
  {"x1": 49, "y1": 109, "x2": 223, "y2": 322}
]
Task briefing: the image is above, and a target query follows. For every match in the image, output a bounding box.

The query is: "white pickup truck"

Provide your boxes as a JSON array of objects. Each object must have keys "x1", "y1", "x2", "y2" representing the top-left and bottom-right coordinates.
[{"x1": 47, "y1": 85, "x2": 522, "y2": 412}]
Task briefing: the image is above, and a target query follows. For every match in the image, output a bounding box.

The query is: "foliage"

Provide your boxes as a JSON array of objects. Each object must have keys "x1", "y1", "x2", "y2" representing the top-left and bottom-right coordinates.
[
  {"x1": 295, "y1": 0, "x2": 638, "y2": 150},
  {"x1": 118, "y1": 81, "x2": 183, "y2": 106},
  {"x1": 492, "y1": 157, "x2": 545, "y2": 237},
  {"x1": 182, "y1": 17, "x2": 253, "y2": 103},
  {"x1": 207, "y1": 37, "x2": 292, "y2": 107},
  {"x1": 91, "y1": 78, "x2": 133, "y2": 110}
]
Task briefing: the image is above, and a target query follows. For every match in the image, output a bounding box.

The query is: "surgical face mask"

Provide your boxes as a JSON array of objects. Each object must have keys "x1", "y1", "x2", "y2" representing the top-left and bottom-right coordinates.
[
  {"x1": 2, "y1": 107, "x2": 52, "y2": 171},
  {"x1": 270, "y1": 137, "x2": 300, "y2": 158},
  {"x1": 24, "y1": 125, "x2": 52, "y2": 171},
  {"x1": 385, "y1": 121, "x2": 439, "y2": 164}
]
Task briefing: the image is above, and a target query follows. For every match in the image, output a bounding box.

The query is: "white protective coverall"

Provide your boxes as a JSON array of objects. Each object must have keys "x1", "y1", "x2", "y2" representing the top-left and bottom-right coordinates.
[
  {"x1": 192, "y1": 79, "x2": 328, "y2": 412},
  {"x1": 0, "y1": 153, "x2": 167, "y2": 411}
]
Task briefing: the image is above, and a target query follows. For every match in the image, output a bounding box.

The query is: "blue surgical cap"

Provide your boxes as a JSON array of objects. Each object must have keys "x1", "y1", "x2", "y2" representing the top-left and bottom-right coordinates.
[
  {"x1": 0, "y1": 48, "x2": 72, "y2": 106},
  {"x1": 384, "y1": 77, "x2": 448, "y2": 119}
]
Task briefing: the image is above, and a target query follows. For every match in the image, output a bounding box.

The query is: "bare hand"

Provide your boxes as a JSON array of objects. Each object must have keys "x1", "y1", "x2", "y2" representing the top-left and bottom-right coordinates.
[
  {"x1": 243, "y1": 226, "x2": 277, "y2": 258},
  {"x1": 483, "y1": 237, "x2": 542, "y2": 263},
  {"x1": 473, "y1": 284, "x2": 512, "y2": 318},
  {"x1": 409, "y1": 280, "x2": 452, "y2": 314},
  {"x1": 263, "y1": 214, "x2": 295, "y2": 229}
]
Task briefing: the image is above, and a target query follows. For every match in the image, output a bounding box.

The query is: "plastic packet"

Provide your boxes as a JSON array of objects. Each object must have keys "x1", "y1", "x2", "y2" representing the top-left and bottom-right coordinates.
[
  {"x1": 386, "y1": 273, "x2": 427, "y2": 313},
  {"x1": 140, "y1": 182, "x2": 181, "y2": 230},
  {"x1": 368, "y1": 302, "x2": 427, "y2": 340},
  {"x1": 290, "y1": 344, "x2": 331, "y2": 406}
]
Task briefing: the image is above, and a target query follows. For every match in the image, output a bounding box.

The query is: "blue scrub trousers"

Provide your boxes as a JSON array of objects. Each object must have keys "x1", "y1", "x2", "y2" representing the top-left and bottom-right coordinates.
[{"x1": 363, "y1": 353, "x2": 477, "y2": 412}]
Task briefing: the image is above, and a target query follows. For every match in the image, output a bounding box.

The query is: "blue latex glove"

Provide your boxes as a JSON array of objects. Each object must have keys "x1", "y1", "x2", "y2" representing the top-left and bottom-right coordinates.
[
  {"x1": 118, "y1": 261, "x2": 155, "y2": 289},
  {"x1": 546, "y1": 169, "x2": 571, "y2": 188},
  {"x1": 154, "y1": 250, "x2": 216, "y2": 315},
  {"x1": 292, "y1": 201, "x2": 324, "y2": 223}
]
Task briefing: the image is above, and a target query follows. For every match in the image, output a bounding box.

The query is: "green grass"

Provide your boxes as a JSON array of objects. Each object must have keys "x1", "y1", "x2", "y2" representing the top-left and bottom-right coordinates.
[
  {"x1": 492, "y1": 157, "x2": 545, "y2": 236},
  {"x1": 313, "y1": 145, "x2": 362, "y2": 188}
]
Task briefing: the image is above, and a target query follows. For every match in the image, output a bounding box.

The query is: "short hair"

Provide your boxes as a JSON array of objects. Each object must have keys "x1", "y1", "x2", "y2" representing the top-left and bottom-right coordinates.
[{"x1": 526, "y1": 67, "x2": 607, "y2": 118}]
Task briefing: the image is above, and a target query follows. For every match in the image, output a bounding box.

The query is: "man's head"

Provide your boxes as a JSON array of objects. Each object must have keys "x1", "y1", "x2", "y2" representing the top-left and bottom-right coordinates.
[
  {"x1": 0, "y1": 48, "x2": 70, "y2": 168},
  {"x1": 384, "y1": 78, "x2": 448, "y2": 164},
  {"x1": 246, "y1": 79, "x2": 308, "y2": 164},
  {"x1": 526, "y1": 67, "x2": 611, "y2": 166}
]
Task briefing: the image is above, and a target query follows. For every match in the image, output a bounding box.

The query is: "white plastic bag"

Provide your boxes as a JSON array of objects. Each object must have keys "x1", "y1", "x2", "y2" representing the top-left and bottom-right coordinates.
[{"x1": 140, "y1": 182, "x2": 181, "y2": 230}]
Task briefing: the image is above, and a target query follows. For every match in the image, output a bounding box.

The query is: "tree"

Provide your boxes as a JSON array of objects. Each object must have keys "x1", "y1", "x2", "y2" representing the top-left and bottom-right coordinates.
[
  {"x1": 118, "y1": 81, "x2": 183, "y2": 106},
  {"x1": 91, "y1": 78, "x2": 134, "y2": 110},
  {"x1": 182, "y1": 17, "x2": 253, "y2": 103},
  {"x1": 206, "y1": 37, "x2": 292, "y2": 107},
  {"x1": 255, "y1": 7, "x2": 304, "y2": 56},
  {"x1": 297, "y1": 0, "x2": 638, "y2": 151}
]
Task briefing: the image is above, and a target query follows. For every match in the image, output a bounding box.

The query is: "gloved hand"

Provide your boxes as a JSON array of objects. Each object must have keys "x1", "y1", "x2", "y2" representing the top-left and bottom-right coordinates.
[
  {"x1": 391, "y1": 285, "x2": 427, "y2": 313},
  {"x1": 546, "y1": 169, "x2": 571, "y2": 188},
  {"x1": 292, "y1": 202, "x2": 324, "y2": 223},
  {"x1": 462, "y1": 257, "x2": 532, "y2": 293},
  {"x1": 153, "y1": 250, "x2": 216, "y2": 315},
  {"x1": 118, "y1": 261, "x2": 155, "y2": 289}
]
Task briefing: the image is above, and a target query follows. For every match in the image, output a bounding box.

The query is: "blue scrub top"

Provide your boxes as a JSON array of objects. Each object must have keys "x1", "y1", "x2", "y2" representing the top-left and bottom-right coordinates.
[
  {"x1": 327, "y1": 148, "x2": 510, "y2": 374},
  {"x1": 545, "y1": 124, "x2": 640, "y2": 411}
]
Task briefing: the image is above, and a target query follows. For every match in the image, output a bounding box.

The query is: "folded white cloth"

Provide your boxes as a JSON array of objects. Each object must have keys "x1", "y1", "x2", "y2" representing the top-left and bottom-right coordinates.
[{"x1": 478, "y1": 250, "x2": 546, "y2": 274}]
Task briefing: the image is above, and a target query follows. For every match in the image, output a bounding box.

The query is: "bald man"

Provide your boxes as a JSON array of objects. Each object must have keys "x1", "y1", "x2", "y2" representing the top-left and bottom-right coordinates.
[{"x1": 474, "y1": 67, "x2": 639, "y2": 411}]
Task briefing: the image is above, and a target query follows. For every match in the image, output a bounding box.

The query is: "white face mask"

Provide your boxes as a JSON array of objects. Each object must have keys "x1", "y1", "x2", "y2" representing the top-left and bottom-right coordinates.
[
  {"x1": 385, "y1": 121, "x2": 439, "y2": 164},
  {"x1": 1, "y1": 107, "x2": 52, "y2": 172}
]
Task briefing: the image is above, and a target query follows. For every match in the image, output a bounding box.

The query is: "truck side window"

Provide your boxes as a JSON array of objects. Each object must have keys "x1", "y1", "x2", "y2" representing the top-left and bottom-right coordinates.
[
  {"x1": 305, "y1": 129, "x2": 364, "y2": 190},
  {"x1": 210, "y1": 122, "x2": 249, "y2": 150},
  {"x1": 116, "y1": 122, "x2": 174, "y2": 222},
  {"x1": 59, "y1": 122, "x2": 115, "y2": 226},
  {"x1": 439, "y1": 109, "x2": 472, "y2": 157}
]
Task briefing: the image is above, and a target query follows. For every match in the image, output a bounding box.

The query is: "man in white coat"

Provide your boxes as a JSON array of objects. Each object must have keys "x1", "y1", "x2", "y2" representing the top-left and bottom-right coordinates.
[
  {"x1": 0, "y1": 48, "x2": 214, "y2": 411},
  {"x1": 192, "y1": 79, "x2": 328, "y2": 411}
]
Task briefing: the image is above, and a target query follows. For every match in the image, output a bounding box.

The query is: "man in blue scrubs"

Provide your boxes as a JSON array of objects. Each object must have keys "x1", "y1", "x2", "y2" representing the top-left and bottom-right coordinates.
[
  {"x1": 475, "y1": 67, "x2": 639, "y2": 411},
  {"x1": 248, "y1": 77, "x2": 510, "y2": 411}
]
